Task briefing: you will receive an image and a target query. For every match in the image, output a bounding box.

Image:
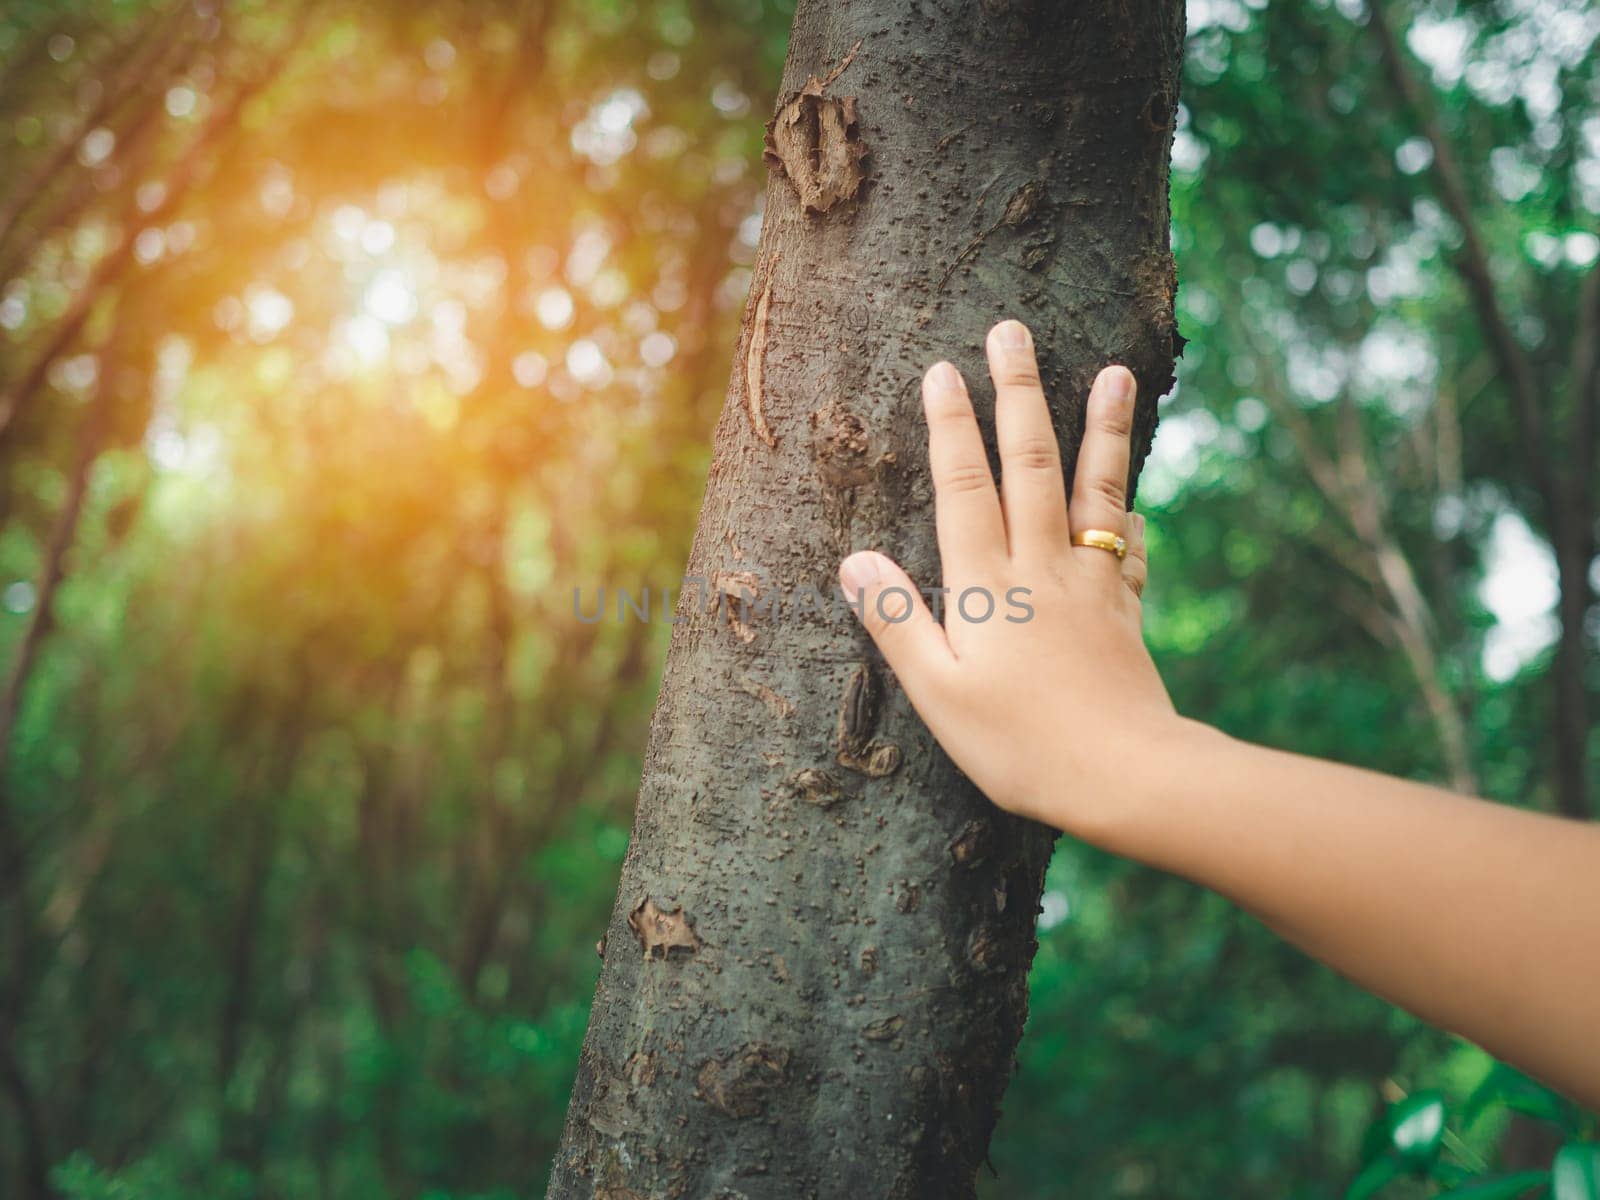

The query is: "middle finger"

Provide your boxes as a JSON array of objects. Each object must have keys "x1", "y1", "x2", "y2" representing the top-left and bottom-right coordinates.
[{"x1": 987, "y1": 320, "x2": 1070, "y2": 562}]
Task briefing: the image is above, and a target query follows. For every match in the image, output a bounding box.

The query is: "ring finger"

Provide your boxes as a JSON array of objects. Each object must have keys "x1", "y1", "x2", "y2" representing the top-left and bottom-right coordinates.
[
  {"x1": 1123, "y1": 511, "x2": 1148, "y2": 599},
  {"x1": 1069, "y1": 365, "x2": 1137, "y2": 579}
]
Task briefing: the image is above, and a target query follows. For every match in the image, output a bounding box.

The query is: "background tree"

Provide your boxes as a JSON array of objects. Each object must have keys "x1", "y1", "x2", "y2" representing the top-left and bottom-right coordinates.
[{"x1": 0, "y1": 1, "x2": 1594, "y2": 1198}]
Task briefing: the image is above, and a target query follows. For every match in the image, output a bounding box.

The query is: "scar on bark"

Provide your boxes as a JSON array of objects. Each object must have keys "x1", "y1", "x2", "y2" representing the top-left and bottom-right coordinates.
[
  {"x1": 710, "y1": 569, "x2": 762, "y2": 643},
  {"x1": 863, "y1": 1014, "x2": 903, "y2": 1042},
  {"x1": 695, "y1": 1043, "x2": 791, "y2": 1119},
  {"x1": 743, "y1": 278, "x2": 777, "y2": 448},
  {"x1": 836, "y1": 663, "x2": 901, "y2": 777},
  {"x1": 1141, "y1": 80, "x2": 1177, "y2": 135},
  {"x1": 627, "y1": 897, "x2": 701, "y2": 960},
  {"x1": 893, "y1": 880, "x2": 921, "y2": 913},
  {"x1": 811, "y1": 397, "x2": 873, "y2": 489},
  {"x1": 624, "y1": 1050, "x2": 659, "y2": 1088},
  {"x1": 763, "y1": 39, "x2": 868, "y2": 214},
  {"x1": 948, "y1": 818, "x2": 993, "y2": 869},
  {"x1": 786, "y1": 766, "x2": 843, "y2": 807},
  {"x1": 741, "y1": 677, "x2": 793, "y2": 718},
  {"x1": 939, "y1": 179, "x2": 1047, "y2": 286},
  {"x1": 966, "y1": 923, "x2": 1008, "y2": 976}
]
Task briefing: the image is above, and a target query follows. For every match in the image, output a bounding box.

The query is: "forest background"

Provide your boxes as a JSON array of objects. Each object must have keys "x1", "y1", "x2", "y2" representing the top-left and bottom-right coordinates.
[{"x1": 0, "y1": 0, "x2": 1597, "y2": 1196}]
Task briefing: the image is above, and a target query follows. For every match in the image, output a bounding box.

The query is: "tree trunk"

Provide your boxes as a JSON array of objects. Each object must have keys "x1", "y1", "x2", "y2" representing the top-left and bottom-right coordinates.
[{"x1": 548, "y1": 3, "x2": 1183, "y2": 1196}]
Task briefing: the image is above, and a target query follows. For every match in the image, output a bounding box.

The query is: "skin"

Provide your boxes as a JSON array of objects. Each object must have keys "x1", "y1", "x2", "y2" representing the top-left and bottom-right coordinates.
[{"x1": 838, "y1": 318, "x2": 1600, "y2": 1112}]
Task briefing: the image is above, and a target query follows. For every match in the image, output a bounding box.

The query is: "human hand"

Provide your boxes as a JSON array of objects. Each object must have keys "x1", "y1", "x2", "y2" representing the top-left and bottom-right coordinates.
[{"x1": 838, "y1": 320, "x2": 1180, "y2": 836}]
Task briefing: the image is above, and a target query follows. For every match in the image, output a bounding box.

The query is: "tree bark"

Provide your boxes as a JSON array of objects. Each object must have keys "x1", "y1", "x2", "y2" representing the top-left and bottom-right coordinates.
[{"x1": 549, "y1": 3, "x2": 1183, "y2": 1195}]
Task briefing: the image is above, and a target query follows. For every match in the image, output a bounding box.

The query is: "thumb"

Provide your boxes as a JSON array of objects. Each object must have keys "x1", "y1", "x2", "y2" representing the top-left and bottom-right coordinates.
[{"x1": 838, "y1": 551, "x2": 951, "y2": 682}]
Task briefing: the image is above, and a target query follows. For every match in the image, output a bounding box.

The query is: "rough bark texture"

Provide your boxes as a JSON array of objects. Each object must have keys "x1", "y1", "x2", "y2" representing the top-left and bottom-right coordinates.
[{"x1": 548, "y1": 3, "x2": 1184, "y2": 1196}]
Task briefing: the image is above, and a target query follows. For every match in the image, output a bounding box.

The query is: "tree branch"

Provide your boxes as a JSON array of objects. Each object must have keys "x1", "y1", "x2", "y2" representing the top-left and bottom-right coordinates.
[
  {"x1": 0, "y1": 3, "x2": 192, "y2": 252},
  {"x1": 1367, "y1": 0, "x2": 1562, "y2": 537},
  {"x1": 0, "y1": 6, "x2": 314, "y2": 445}
]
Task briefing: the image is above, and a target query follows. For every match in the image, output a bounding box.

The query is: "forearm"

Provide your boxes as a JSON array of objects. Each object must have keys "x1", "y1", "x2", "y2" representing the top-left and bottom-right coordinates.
[{"x1": 1084, "y1": 719, "x2": 1600, "y2": 1111}]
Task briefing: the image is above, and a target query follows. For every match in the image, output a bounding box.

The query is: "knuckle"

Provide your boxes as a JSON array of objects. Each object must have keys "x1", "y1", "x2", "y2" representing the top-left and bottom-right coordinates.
[
  {"x1": 860, "y1": 597, "x2": 892, "y2": 637},
  {"x1": 997, "y1": 363, "x2": 1043, "y2": 389},
  {"x1": 940, "y1": 462, "x2": 996, "y2": 496},
  {"x1": 1085, "y1": 474, "x2": 1127, "y2": 510},
  {"x1": 927, "y1": 393, "x2": 974, "y2": 423},
  {"x1": 1092, "y1": 406, "x2": 1135, "y2": 439},
  {"x1": 862, "y1": 590, "x2": 921, "y2": 651},
  {"x1": 877, "y1": 588, "x2": 913, "y2": 624},
  {"x1": 1008, "y1": 437, "x2": 1062, "y2": 474}
]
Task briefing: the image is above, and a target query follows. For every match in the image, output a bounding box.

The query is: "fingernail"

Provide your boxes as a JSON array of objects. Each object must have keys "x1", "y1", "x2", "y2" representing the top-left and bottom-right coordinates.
[
  {"x1": 927, "y1": 361, "x2": 960, "y2": 390},
  {"x1": 1102, "y1": 366, "x2": 1135, "y2": 404},
  {"x1": 993, "y1": 319, "x2": 1031, "y2": 349},
  {"x1": 839, "y1": 551, "x2": 883, "y2": 594}
]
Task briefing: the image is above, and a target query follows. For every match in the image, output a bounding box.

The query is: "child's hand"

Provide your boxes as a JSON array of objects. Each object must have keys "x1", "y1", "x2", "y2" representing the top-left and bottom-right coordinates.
[{"x1": 838, "y1": 319, "x2": 1179, "y2": 835}]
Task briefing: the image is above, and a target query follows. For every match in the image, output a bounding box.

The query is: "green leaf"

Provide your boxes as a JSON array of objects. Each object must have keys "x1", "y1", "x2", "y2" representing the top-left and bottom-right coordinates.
[
  {"x1": 1435, "y1": 1162, "x2": 1478, "y2": 1187},
  {"x1": 1389, "y1": 1090, "x2": 1447, "y2": 1170},
  {"x1": 1466, "y1": 1064, "x2": 1580, "y2": 1133},
  {"x1": 1346, "y1": 1156, "x2": 1403, "y2": 1200},
  {"x1": 1434, "y1": 1169, "x2": 1551, "y2": 1198},
  {"x1": 1553, "y1": 1144, "x2": 1600, "y2": 1200},
  {"x1": 1358, "y1": 1110, "x2": 1394, "y2": 1168}
]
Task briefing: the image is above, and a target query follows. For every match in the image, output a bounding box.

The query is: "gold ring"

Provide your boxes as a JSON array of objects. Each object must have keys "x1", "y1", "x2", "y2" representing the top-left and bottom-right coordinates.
[{"x1": 1072, "y1": 529, "x2": 1127, "y2": 560}]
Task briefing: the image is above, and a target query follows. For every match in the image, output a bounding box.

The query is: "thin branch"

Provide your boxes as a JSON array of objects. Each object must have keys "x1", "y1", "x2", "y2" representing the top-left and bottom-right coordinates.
[
  {"x1": 0, "y1": 7, "x2": 314, "y2": 445},
  {"x1": 1568, "y1": 263, "x2": 1598, "y2": 555},
  {"x1": 0, "y1": 21, "x2": 61, "y2": 106},
  {"x1": 0, "y1": 346, "x2": 113, "y2": 1200},
  {"x1": 0, "y1": 3, "x2": 192, "y2": 252},
  {"x1": 0, "y1": 1021, "x2": 51, "y2": 1200},
  {"x1": 0, "y1": 379, "x2": 112, "y2": 756},
  {"x1": 1244, "y1": 319, "x2": 1477, "y2": 791},
  {"x1": 1367, "y1": 0, "x2": 1562, "y2": 538}
]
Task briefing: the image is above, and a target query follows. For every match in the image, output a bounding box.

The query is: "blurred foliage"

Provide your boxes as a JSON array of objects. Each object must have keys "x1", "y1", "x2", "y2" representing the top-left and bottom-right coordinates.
[{"x1": 0, "y1": 0, "x2": 1593, "y2": 1197}]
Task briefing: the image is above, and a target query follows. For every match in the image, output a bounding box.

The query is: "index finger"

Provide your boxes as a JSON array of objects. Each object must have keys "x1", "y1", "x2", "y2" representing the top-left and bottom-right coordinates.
[{"x1": 924, "y1": 361, "x2": 1006, "y2": 581}]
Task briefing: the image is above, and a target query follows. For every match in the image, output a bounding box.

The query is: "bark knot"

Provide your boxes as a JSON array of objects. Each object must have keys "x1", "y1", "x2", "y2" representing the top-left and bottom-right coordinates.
[
  {"x1": 763, "y1": 41, "x2": 867, "y2": 215},
  {"x1": 628, "y1": 896, "x2": 701, "y2": 960},
  {"x1": 948, "y1": 819, "x2": 993, "y2": 869},
  {"x1": 965, "y1": 923, "x2": 1010, "y2": 976},
  {"x1": 862, "y1": 1014, "x2": 903, "y2": 1042},
  {"x1": 695, "y1": 1043, "x2": 791, "y2": 1119},
  {"x1": 786, "y1": 766, "x2": 843, "y2": 807},
  {"x1": 811, "y1": 398, "x2": 873, "y2": 490},
  {"x1": 835, "y1": 663, "x2": 902, "y2": 777}
]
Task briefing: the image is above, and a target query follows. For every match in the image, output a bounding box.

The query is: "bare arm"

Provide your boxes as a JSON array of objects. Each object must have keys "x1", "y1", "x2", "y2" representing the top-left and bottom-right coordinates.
[
  {"x1": 838, "y1": 319, "x2": 1600, "y2": 1111},
  {"x1": 1116, "y1": 719, "x2": 1600, "y2": 1111}
]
